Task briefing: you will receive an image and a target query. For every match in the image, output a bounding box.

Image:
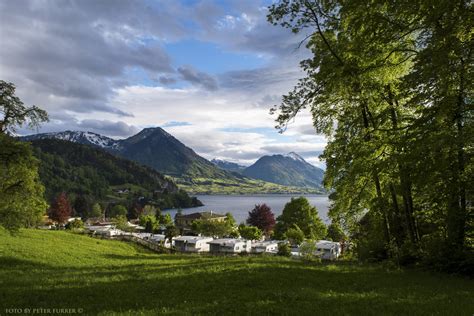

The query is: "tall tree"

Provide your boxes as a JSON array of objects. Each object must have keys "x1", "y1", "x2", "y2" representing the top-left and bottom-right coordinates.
[
  {"x1": 247, "y1": 204, "x2": 276, "y2": 235},
  {"x1": 267, "y1": 0, "x2": 473, "y2": 265},
  {"x1": 0, "y1": 80, "x2": 48, "y2": 135},
  {"x1": 0, "y1": 80, "x2": 49, "y2": 232},
  {"x1": 108, "y1": 204, "x2": 128, "y2": 218},
  {"x1": 274, "y1": 197, "x2": 327, "y2": 240},
  {"x1": 0, "y1": 134, "x2": 48, "y2": 232},
  {"x1": 48, "y1": 192, "x2": 72, "y2": 225}
]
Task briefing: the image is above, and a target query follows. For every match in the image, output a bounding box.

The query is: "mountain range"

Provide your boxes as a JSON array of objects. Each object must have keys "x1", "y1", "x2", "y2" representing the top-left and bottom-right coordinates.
[
  {"x1": 22, "y1": 129, "x2": 325, "y2": 194},
  {"x1": 242, "y1": 152, "x2": 324, "y2": 188},
  {"x1": 28, "y1": 138, "x2": 202, "y2": 209},
  {"x1": 211, "y1": 159, "x2": 246, "y2": 173},
  {"x1": 212, "y1": 153, "x2": 324, "y2": 189}
]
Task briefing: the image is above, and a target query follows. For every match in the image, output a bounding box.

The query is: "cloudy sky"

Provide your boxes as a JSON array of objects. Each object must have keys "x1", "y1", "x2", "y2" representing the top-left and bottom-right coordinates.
[{"x1": 0, "y1": 0, "x2": 326, "y2": 167}]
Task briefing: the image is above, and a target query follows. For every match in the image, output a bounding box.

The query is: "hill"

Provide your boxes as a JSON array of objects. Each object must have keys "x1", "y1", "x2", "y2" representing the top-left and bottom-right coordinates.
[
  {"x1": 1, "y1": 229, "x2": 472, "y2": 315},
  {"x1": 211, "y1": 159, "x2": 246, "y2": 173},
  {"x1": 29, "y1": 139, "x2": 201, "y2": 208},
  {"x1": 243, "y1": 152, "x2": 325, "y2": 189},
  {"x1": 22, "y1": 130, "x2": 323, "y2": 194}
]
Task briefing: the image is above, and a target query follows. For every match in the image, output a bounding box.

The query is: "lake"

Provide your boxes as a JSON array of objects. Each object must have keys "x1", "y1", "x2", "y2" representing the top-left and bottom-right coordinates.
[{"x1": 164, "y1": 194, "x2": 330, "y2": 224}]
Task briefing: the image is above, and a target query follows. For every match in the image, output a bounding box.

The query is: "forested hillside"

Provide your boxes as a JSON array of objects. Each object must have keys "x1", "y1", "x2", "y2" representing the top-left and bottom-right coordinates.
[{"x1": 29, "y1": 139, "x2": 201, "y2": 209}]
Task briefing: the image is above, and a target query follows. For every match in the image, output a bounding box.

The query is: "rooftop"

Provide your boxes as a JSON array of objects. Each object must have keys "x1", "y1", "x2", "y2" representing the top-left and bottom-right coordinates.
[
  {"x1": 209, "y1": 238, "x2": 247, "y2": 246},
  {"x1": 315, "y1": 240, "x2": 340, "y2": 249},
  {"x1": 251, "y1": 240, "x2": 279, "y2": 247},
  {"x1": 174, "y1": 236, "x2": 213, "y2": 243}
]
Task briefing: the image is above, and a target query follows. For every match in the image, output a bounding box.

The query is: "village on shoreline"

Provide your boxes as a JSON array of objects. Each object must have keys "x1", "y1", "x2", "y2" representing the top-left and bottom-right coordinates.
[{"x1": 41, "y1": 202, "x2": 344, "y2": 260}]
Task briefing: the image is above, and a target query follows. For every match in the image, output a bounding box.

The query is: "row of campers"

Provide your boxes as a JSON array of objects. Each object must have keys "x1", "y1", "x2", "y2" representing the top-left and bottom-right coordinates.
[{"x1": 173, "y1": 236, "x2": 279, "y2": 254}]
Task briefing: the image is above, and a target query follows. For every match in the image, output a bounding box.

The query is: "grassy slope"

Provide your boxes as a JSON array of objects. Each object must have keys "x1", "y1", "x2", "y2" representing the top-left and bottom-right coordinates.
[
  {"x1": 173, "y1": 176, "x2": 323, "y2": 195},
  {"x1": 1, "y1": 229, "x2": 472, "y2": 316}
]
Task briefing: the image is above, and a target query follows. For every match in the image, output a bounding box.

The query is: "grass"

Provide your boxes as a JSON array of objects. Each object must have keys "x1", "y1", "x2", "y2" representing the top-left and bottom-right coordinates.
[
  {"x1": 0, "y1": 229, "x2": 473, "y2": 315},
  {"x1": 173, "y1": 176, "x2": 324, "y2": 195}
]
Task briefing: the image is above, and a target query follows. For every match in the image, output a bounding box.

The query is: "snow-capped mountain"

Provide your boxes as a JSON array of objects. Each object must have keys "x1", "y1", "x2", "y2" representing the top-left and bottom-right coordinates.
[
  {"x1": 21, "y1": 131, "x2": 121, "y2": 149},
  {"x1": 284, "y1": 152, "x2": 307, "y2": 163}
]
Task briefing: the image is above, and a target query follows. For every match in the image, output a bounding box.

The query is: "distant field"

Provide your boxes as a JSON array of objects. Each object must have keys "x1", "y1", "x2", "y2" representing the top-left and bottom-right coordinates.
[
  {"x1": 173, "y1": 176, "x2": 323, "y2": 195},
  {"x1": 1, "y1": 229, "x2": 473, "y2": 315}
]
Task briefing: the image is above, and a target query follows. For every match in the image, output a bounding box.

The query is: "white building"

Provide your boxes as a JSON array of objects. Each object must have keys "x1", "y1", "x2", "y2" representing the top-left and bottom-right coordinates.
[
  {"x1": 174, "y1": 236, "x2": 213, "y2": 253},
  {"x1": 86, "y1": 225, "x2": 122, "y2": 237},
  {"x1": 301, "y1": 240, "x2": 341, "y2": 260},
  {"x1": 149, "y1": 234, "x2": 172, "y2": 248},
  {"x1": 208, "y1": 238, "x2": 251, "y2": 254},
  {"x1": 251, "y1": 241, "x2": 279, "y2": 254}
]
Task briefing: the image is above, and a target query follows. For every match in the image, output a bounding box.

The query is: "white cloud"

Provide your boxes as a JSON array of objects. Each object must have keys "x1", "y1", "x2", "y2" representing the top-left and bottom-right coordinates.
[{"x1": 5, "y1": 0, "x2": 327, "y2": 167}]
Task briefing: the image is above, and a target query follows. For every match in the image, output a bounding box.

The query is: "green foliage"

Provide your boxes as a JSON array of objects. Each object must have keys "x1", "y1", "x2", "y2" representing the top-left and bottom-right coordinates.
[
  {"x1": 274, "y1": 197, "x2": 327, "y2": 240},
  {"x1": 142, "y1": 205, "x2": 156, "y2": 216},
  {"x1": 165, "y1": 225, "x2": 180, "y2": 245},
  {"x1": 327, "y1": 223, "x2": 347, "y2": 242},
  {"x1": 191, "y1": 219, "x2": 235, "y2": 238},
  {"x1": 277, "y1": 243, "x2": 292, "y2": 257},
  {"x1": 0, "y1": 80, "x2": 48, "y2": 135},
  {"x1": 0, "y1": 134, "x2": 47, "y2": 232},
  {"x1": 140, "y1": 215, "x2": 158, "y2": 233},
  {"x1": 299, "y1": 241, "x2": 321, "y2": 262},
  {"x1": 352, "y1": 213, "x2": 389, "y2": 262},
  {"x1": 89, "y1": 203, "x2": 103, "y2": 219},
  {"x1": 160, "y1": 213, "x2": 173, "y2": 227},
  {"x1": 267, "y1": 0, "x2": 473, "y2": 271},
  {"x1": 225, "y1": 212, "x2": 236, "y2": 226},
  {"x1": 112, "y1": 215, "x2": 129, "y2": 231},
  {"x1": 284, "y1": 225, "x2": 305, "y2": 246},
  {"x1": 238, "y1": 224, "x2": 263, "y2": 241},
  {"x1": 108, "y1": 204, "x2": 128, "y2": 218},
  {"x1": 73, "y1": 195, "x2": 92, "y2": 219},
  {"x1": 65, "y1": 219, "x2": 84, "y2": 230},
  {"x1": 28, "y1": 139, "x2": 201, "y2": 209}
]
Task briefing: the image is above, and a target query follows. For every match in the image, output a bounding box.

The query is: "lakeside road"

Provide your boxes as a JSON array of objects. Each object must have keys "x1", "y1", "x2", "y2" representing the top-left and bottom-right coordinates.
[{"x1": 165, "y1": 194, "x2": 330, "y2": 223}]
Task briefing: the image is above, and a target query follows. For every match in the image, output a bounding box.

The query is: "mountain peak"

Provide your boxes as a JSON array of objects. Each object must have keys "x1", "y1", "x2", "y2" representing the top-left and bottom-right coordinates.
[
  {"x1": 21, "y1": 130, "x2": 120, "y2": 149},
  {"x1": 242, "y1": 152, "x2": 324, "y2": 189},
  {"x1": 284, "y1": 152, "x2": 305, "y2": 162},
  {"x1": 134, "y1": 127, "x2": 173, "y2": 139}
]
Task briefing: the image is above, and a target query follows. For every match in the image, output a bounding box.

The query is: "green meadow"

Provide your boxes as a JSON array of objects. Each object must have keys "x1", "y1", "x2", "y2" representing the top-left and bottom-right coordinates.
[{"x1": 0, "y1": 229, "x2": 472, "y2": 315}]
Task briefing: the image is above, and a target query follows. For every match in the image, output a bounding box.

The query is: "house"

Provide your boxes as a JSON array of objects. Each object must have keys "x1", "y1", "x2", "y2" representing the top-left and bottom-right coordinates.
[
  {"x1": 126, "y1": 221, "x2": 145, "y2": 231},
  {"x1": 67, "y1": 217, "x2": 82, "y2": 223},
  {"x1": 175, "y1": 211, "x2": 227, "y2": 233},
  {"x1": 208, "y1": 238, "x2": 251, "y2": 254},
  {"x1": 173, "y1": 236, "x2": 213, "y2": 253},
  {"x1": 86, "y1": 225, "x2": 122, "y2": 237},
  {"x1": 301, "y1": 240, "x2": 341, "y2": 260},
  {"x1": 149, "y1": 234, "x2": 172, "y2": 248},
  {"x1": 132, "y1": 232, "x2": 153, "y2": 239},
  {"x1": 251, "y1": 240, "x2": 279, "y2": 254}
]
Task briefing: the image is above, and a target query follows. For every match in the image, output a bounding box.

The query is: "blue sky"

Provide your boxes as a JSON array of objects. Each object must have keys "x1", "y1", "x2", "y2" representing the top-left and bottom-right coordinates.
[{"x1": 0, "y1": 0, "x2": 326, "y2": 167}]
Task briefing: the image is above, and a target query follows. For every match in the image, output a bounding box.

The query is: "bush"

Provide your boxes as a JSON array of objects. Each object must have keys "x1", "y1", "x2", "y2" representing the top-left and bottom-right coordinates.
[
  {"x1": 277, "y1": 242, "x2": 291, "y2": 257},
  {"x1": 284, "y1": 225, "x2": 305, "y2": 246},
  {"x1": 238, "y1": 225, "x2": 263, "y2": 240},
  {"x1": 299, "y1": 241, "x2": 318, "y2": 261},
  {"x1": 65, "y1": 219, "x2": 84, "y2": 230}
]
